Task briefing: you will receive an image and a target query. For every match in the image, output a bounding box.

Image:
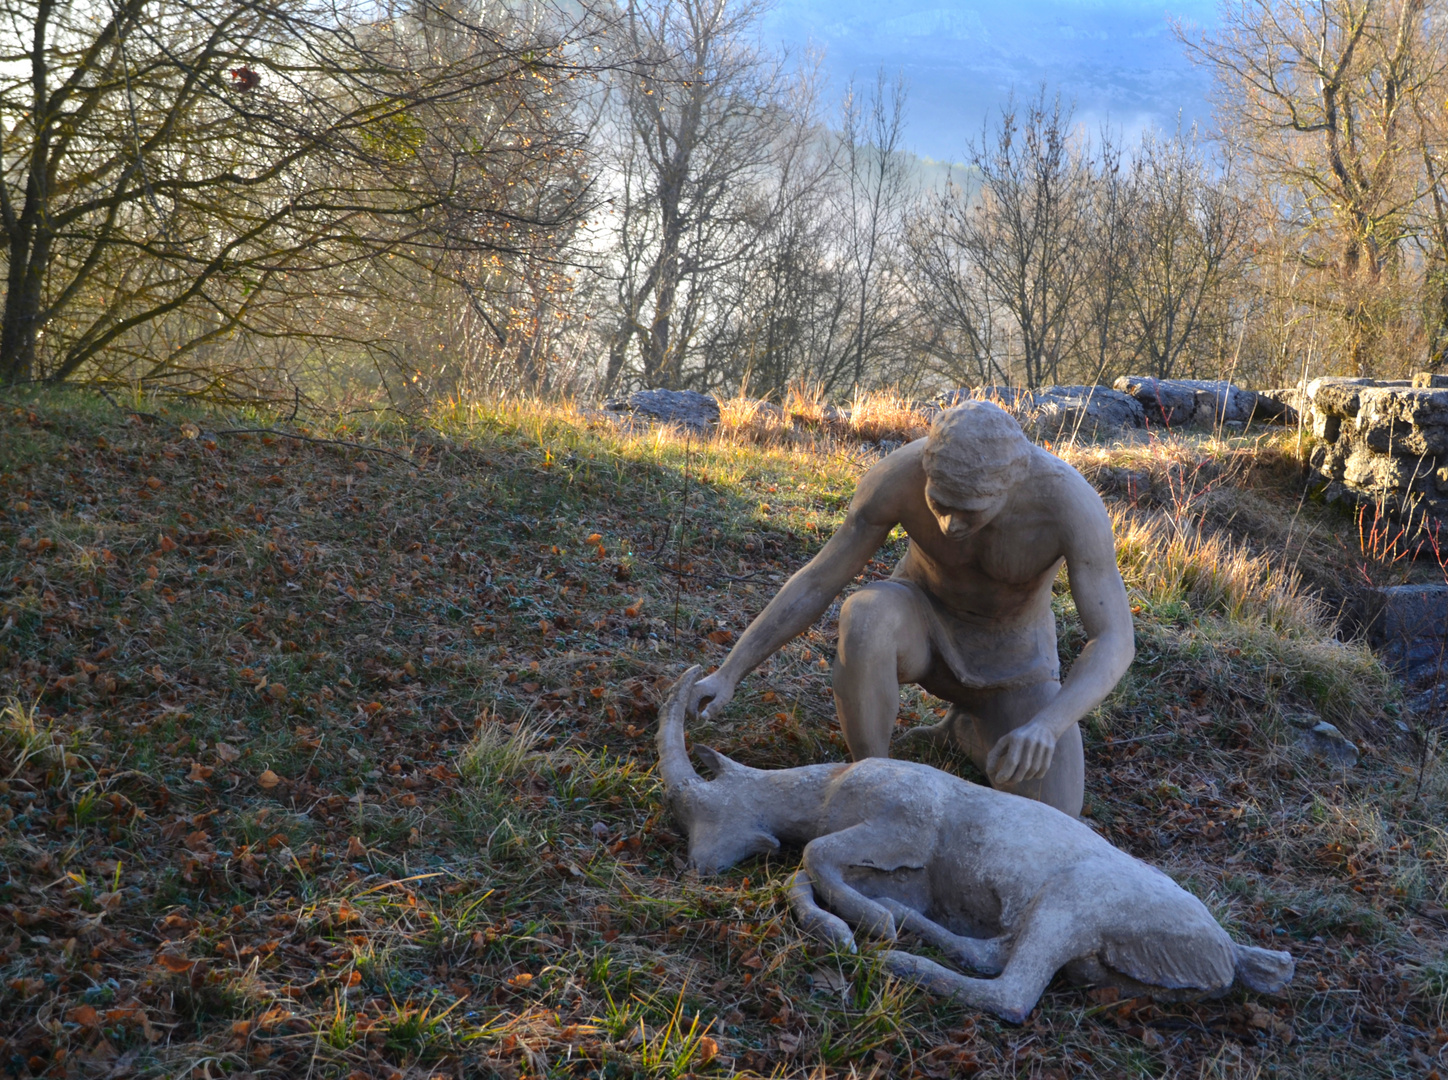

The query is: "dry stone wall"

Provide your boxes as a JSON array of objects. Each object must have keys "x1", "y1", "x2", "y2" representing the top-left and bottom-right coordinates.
[
  {"x1": 595, "y1": 379, "x2": 1302, "y2": 442},
  {"x1": 1300, "y1": 377, "x2": 1448, "y2": 521}
]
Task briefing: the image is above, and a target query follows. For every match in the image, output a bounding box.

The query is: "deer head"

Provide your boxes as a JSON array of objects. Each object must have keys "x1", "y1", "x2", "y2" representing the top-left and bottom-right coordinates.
[{"x1": 656, "y1": 666, "x2": 781, "y2": 874}]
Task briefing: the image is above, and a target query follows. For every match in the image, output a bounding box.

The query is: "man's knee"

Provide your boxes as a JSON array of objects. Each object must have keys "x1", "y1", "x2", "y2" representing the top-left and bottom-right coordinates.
[
  {"x1": 840, "y1": 587, "x2": 907, "y2": 643},
  {"x1": 839, "y1": 588, "x2": 924, "y2": 670}
]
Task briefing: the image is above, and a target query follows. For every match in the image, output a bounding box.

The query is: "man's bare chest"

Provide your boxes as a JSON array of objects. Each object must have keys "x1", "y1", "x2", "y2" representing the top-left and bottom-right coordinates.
[{"x1": 901, "y1": 521, "x2": 1061, "y2": 590}]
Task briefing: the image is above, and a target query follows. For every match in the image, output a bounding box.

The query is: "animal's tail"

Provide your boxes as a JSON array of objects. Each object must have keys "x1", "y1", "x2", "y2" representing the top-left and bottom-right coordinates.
[
  {"x1": 1233, "y1": 944, "x2": 1294, "y2": 993},
  {"x1": 1101, "y1": 925, "x2": 1237, "y2": 994}
]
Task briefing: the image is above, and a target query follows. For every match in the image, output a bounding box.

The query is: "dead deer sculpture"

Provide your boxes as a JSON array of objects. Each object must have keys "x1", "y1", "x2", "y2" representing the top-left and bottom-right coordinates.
[{"x1": 657, "y1": 667, "x2": 1293, "y2": 1023}]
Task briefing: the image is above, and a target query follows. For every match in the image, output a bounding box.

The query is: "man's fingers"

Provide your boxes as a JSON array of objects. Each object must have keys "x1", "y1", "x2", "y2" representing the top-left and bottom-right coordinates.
[
  {"x1": 1025, "y1": 743, "x2": 1054, "y2": 781},
  {"x1": 987, "y1": 733, "x2": 1055, "y2": 784},
  {"x1": 991, "y1": 737, "x2": 1022, "y2": 784},
  {"x1": 985, "y1": 741, "x2": 1005, "y2": 774}
]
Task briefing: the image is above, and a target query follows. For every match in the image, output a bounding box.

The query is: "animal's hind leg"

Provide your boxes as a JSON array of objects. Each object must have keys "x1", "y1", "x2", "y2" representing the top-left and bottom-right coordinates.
[
  {"x1": 883, "y1": 894, "x2": 1091, "y2": 1024},
  {"x1": 874, "y1": 897, "x2": 1006, "y2": 975},
  {"x1": 802, "y1": 825, "x2": 923, "y2": 941},
  {"x1": 894, "y1": 704, "x2": 970, "y2": 756}
]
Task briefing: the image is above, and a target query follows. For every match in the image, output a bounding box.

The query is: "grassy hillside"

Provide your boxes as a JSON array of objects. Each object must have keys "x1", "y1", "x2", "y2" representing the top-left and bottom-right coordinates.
[{"x1": 1, "y1": 392, "x2": 1445, "y2": 1079}]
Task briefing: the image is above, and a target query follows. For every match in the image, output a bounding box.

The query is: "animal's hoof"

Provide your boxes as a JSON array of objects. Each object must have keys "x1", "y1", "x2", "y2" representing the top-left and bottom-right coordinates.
[{"x1": 894, "y1": 725, "x2": 944, "y2": 753}]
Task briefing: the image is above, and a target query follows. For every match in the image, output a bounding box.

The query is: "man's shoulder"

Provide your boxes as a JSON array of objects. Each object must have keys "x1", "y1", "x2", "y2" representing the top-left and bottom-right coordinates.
[
  {"x1": 858, "y1": 439, "x2": 927, "y2": 495},
  {"x1": 1025, "y1": 444, "x2": 1094, "y2": 489},
  {"x1": 1021, "y1": 446, "x2": 1110, "y2": 518}
]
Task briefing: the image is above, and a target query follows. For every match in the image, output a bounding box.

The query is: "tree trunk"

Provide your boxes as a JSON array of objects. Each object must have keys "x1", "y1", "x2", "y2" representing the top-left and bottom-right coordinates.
[{"x1": 0, "y1": 224, "x2": 45, "y2": 385}]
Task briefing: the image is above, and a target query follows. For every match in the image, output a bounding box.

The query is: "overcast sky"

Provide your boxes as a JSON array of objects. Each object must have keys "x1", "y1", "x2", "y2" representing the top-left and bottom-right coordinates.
[{"x1": 761, "y1": 0, "x2": 1222, "y2": 162}]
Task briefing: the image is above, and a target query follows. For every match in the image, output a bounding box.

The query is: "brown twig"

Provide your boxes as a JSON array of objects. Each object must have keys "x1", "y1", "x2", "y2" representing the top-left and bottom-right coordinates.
[
  {"x1": 212, "y1": 427, "x2": 415, "y2": 464},
  {"x1": 672, "y1": 432, "x2": 691, "y2": 645}
]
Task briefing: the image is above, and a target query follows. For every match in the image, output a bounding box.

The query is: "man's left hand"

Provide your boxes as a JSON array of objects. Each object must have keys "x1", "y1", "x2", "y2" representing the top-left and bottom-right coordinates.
[{"x1": 986, "y1": 721, "x2": 1058, "y2": 785}]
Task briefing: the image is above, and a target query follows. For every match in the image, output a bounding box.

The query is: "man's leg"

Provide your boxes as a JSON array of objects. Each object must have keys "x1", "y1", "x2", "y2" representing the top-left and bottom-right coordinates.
[
  {"x1": 833, "y1": 585, "x2": 932, "y2": 759},
  {"x1": 951, "y1": 682, "x2": 1084, "y2": 817}
]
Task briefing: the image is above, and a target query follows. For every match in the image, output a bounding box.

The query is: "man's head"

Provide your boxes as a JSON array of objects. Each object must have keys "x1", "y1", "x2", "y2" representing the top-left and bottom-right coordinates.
[{"x1": 921, "y1": 401, "x2": 1032, "y2": 539}]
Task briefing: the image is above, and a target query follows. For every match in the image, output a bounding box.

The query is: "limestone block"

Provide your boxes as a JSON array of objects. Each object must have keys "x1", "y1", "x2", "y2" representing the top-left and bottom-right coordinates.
[
  {"x1": 1370, "y1": 583, "x2": 1448, "y2": 676},
  {"x1": 1342, "y1": 445, "x2": 1424, "y2": 492},
  {"x1": 607, "y1": 389, "x2": 720, "y2": 431},
  {"x1": 1297, "y1": 722, "x2": 1359, "y2": 768},
  {"x1": 1117, "y1": 377, "x2": 1270, "y2": 427},
  {"x1": 1113, "y1": 376, "x2": 1198, "y2": 426},
  {"x1": 1189, "y1": 381, "x2": 1256, "y2": 423},
  {"x1": 1024, "y1": 385, "x2": 1146, "y2": 438},
  {"x1": 1255, "y1": 388, "x2": 1302, "y2": 424},
  {"x1": 1192, "y1": 390, "x2": 1222, "y2": 428},
  {"x1": 1319, "y1": 441, "x2": 1348, "y2": 481},
  {"x1": 1412, "y1": 372, "x2": 1448, "y2": 388},
  {"x1": 1354, "y1": 418, "x2": 1448, "y2": 458},
  {"x1": 1357, "y1": 386, "x2": 1448, "y2": 429},
  {"x1": 1313, "y1": 411, "x2": 1342, "y2": 443},
  {"x1": 1306, "y1": 377, "x2": 1371, "y2": 418}
]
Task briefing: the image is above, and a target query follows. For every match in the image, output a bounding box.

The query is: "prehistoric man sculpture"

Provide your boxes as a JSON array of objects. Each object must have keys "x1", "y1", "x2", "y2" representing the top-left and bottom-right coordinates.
[
  {"x1": 689, "y1": 400, "x2": 1134, "y2": 816},
  {"x1": 658, "y1": 668, "x2": 1294, "y2": 1024}
]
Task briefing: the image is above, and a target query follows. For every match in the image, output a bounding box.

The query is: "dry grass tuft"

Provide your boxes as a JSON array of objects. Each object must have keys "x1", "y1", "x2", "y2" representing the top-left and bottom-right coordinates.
[
  {"x1": 715, "y1": 392, "x2": 793, "y2": 446},
  {"x1": 717, "y1": 383, "x2": 932, "y2": 448},
  {"x1": 1113, "y1": 509, "x2": 1326, "y2": 638},
  {"x1": 845, "y1": 387, "x2": 931, "y2": 444}
]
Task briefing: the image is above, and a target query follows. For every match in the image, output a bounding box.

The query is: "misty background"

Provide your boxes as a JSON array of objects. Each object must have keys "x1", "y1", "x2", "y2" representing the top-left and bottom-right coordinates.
[{"x1": 763, "y1": 0, "x2": 1219, "y2": 159}]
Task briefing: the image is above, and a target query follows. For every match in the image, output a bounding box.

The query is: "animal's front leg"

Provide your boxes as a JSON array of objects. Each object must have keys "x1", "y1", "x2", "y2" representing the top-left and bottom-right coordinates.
[
  {"x1": 801, "y1": 827, "x2": 908, "y2": 942},
  {"x1": 786, "y1": 869, "x2": 856, "y2": 952},
  {"x1": 874, "y1": 897, "x2": 1006, "y2": 975}
]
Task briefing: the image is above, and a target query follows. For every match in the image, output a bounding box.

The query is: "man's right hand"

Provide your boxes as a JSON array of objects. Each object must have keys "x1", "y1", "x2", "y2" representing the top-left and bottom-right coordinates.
[{"x1": 688, "y1": 670, "x2": 736, "y2": 720}]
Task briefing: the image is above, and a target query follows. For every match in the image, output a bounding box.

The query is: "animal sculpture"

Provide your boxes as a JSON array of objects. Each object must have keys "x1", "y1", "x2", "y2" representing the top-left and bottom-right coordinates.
[{"x1": 656, "y1": 667, "x2": 1293, "y2": 1023}]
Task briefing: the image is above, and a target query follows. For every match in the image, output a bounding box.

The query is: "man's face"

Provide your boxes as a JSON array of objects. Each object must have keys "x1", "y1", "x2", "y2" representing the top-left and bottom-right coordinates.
[{"x1": 924, "y1": 482, "x2": 1010, "y2": 541}]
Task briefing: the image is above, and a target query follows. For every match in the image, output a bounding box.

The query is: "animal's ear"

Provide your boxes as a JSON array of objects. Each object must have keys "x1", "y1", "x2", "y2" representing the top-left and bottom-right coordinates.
[
  {"x1": 694, "y1": 744, "x2": 740, "y2": 779},
  {"x1": 1233, "y1": 945, "x2": 1294, "y2": 994}
]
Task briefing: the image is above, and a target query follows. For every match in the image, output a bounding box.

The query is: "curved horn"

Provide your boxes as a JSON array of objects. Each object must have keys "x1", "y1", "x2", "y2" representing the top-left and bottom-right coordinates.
[{"x1": 656, "y1": 665, "x2": 704, "y2": 791}]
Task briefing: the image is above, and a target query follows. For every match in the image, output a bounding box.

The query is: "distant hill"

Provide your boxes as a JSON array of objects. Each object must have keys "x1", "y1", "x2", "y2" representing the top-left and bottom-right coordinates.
[{"x1": 764, "y1": 0, "x2": 1218, "y2": 157}]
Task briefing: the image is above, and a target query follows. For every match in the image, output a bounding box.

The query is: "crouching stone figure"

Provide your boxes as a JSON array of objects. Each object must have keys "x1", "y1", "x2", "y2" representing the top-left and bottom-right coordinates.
[
  {"x1": 687, "y1": 399, "x2": 1135, "y2": 817},
  {"x1": 659, "y1": 667, "x2": 1293, "y2": 1024}
]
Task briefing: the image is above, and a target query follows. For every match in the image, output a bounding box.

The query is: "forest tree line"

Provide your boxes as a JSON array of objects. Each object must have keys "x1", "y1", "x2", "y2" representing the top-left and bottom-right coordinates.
[{"x1": 3, "y1": 0, "x2": 1447, "y2": 403}]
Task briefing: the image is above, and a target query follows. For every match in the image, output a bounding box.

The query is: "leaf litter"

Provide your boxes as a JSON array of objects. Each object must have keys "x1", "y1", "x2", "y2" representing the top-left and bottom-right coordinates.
[{"x1": 0, "y1": 396, "x2": 1444, "y2": 1078}]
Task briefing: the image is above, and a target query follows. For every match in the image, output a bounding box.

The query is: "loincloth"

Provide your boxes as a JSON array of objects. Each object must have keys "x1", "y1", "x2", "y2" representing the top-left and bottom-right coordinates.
[{"x1": 860, "y1": 577, "x2": 1060, "y2": 695}]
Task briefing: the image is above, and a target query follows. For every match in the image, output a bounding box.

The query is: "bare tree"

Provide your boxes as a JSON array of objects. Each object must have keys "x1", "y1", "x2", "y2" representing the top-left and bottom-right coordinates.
[
  {"x1": 828, "y1": 71, "x2": 915, "y2": 392},
  {"x1": 1185, "y1": 0, "x2": 1445, "y2": 373},
  {"x1": 932, "y1": 90, "x2": 1094, "y2": 389},
  {"x1": 600, "y1": 0, "x2": 799, "y2": 391},
  {"x1": 905, "y1": 171, "x2": 1009, "y2": 389},
  {"x1": 1074, "y1": 133, "x2": 1132, "y2": 384},
  {"x1": 1119, "y1": 131, "x2": 1249, "y2": 380},
  {"x1": 0, "y1": 0, "x2": 597, "y2": 395}
]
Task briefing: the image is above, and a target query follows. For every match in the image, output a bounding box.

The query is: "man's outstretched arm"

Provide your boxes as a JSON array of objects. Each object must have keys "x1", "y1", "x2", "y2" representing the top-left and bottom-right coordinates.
[
  {"x1": 987, "y1": 485, "x2": 1135, "y2": 785},
  {"x1": 691, "y1": 502, "x2": 894, "y2": 719}
]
